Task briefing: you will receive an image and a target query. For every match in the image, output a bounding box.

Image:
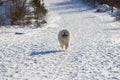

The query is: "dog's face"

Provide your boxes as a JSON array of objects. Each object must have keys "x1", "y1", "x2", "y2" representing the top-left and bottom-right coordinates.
[
  {"x1": 61, "y1": 30, "x2": 70, "y2": 38},
  {"x1": 62, "y1": 32, "x2": 68, "y2": 38}
]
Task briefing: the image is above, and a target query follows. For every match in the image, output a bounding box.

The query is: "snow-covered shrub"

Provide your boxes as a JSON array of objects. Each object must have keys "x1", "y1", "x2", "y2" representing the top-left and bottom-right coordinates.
[
  {"x1": 0, "y1": 0, "x2": 31, "y2": 26},
  {"x1": 0, "y1": 0, "x2": 48, "y2": 27},
  {"x1": 96, "y1": 4, "x2": 110, "y2": 12},
  {"x1": 9, "y1": 0, "x2": 29, "y2": 25}
]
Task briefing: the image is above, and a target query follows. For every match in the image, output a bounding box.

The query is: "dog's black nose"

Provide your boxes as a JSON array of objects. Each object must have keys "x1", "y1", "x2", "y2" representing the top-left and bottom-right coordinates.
[{"x1": 63, "y1": 32, "x2": 66, "y2": 35}]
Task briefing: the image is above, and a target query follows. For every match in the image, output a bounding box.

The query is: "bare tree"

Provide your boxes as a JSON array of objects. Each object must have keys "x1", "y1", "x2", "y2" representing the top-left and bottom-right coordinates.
[{"x1": 9, "y1": 0, "x2": 29, "y2": 25}]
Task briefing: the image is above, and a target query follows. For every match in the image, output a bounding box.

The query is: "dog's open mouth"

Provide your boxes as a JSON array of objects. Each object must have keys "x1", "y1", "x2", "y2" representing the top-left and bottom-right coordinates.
[
  {"x1": 62, "y1": 32, "x2": 68, "y2": 38},
  {"x1": 62, "y1": 34, "x2": 68, "y2": 38}
]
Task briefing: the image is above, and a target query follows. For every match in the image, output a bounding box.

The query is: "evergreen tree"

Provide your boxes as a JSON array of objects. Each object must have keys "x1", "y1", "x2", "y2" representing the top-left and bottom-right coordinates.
[
  {"x1": 31, "y1": 0, "x2": 47, "y2": 19},
  {"x1": 31, "y1": 0, "x2": 47, "y2": 27}
]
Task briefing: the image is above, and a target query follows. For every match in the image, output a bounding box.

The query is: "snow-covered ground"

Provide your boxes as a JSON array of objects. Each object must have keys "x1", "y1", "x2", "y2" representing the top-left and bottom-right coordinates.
[{"x1": 0, "y1": 0, "x2": 120, "y2": 80}]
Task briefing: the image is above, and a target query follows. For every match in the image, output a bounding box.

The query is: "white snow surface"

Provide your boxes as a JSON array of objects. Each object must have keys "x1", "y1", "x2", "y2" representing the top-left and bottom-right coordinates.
[{"x1": 0, "y1": 0, "x2": 120, "y2": 80}]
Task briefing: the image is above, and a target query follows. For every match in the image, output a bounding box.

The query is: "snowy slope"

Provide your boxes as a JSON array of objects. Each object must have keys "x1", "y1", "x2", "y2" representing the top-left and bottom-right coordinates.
[{"x1": 0, "y1": 0, "x2": 120, "y2": 80}]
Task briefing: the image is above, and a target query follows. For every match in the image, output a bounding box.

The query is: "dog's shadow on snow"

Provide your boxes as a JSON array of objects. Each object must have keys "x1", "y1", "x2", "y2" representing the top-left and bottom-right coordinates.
[{"x1": 30, "y1": 50, "x2": 64, "y2": 56}]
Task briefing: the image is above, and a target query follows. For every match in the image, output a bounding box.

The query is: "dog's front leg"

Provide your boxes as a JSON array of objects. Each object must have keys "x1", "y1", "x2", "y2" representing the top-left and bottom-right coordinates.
[
  {"x1": 60, "y1": 44, "x2": 64, "y2": 49},
  {"x1": 65, "y1": 43, "x2": 69, "y2": 50}
]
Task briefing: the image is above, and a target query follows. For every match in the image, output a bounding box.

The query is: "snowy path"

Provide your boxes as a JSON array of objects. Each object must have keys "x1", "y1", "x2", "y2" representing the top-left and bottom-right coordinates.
[{"x1": 0, "y1": 0, "x2": 120, "y2": 80}]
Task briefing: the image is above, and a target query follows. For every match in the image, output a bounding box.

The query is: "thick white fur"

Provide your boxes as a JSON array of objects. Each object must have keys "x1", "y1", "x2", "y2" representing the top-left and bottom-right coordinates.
[{"x1": 58, "y1": 29, "x2": 70, "y2": 50}]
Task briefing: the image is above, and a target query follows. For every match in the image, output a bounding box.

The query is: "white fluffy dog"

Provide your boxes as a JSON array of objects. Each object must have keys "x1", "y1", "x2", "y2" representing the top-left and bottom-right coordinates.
[{"x1": 58, "y1": 29, "x2": 70, "y2": 50}]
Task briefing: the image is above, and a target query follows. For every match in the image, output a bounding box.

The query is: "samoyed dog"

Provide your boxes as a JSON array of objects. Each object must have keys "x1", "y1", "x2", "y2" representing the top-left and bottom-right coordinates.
[{"x1": 58, "y1": 29, "x2": 71, "y2": 50}]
